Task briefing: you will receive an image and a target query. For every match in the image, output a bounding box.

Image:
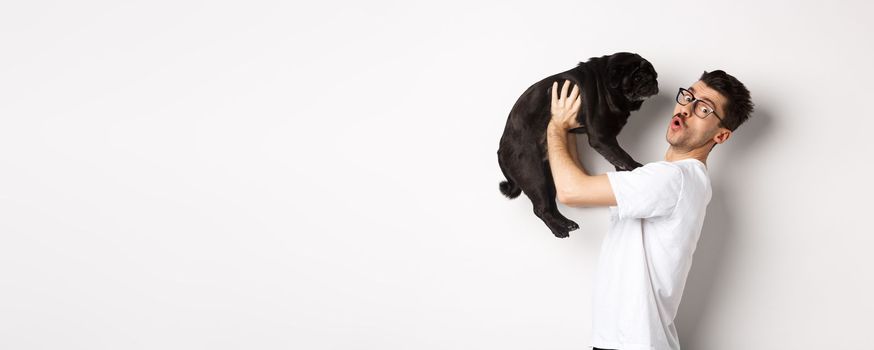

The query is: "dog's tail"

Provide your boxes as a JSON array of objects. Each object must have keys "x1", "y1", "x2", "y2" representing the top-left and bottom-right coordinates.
[{"x1": 499, "y1": 180, "x2": 522, "y2": 199}]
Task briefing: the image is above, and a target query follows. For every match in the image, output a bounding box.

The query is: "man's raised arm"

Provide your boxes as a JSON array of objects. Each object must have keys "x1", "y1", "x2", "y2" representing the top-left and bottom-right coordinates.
[{"x1": 547, "y1": 80, "x2": 617, "y2": 207}]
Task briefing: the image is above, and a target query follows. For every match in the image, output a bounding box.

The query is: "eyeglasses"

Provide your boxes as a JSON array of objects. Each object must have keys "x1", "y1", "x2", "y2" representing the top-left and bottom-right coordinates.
[{"x1": 676, "y1": 87, "x2": 724, "y2": 126}]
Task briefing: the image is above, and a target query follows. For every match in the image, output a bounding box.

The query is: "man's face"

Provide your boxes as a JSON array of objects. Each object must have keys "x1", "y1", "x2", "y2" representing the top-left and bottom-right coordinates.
[{"x1": 666, "y1": 80, "x2": 729, "y2": 151}]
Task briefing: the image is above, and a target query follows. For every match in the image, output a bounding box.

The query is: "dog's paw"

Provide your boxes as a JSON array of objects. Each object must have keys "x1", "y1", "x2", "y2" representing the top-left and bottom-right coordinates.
[
  {"x1": 615, "y1": 161, "x2": 643, "y2": 172},
  {"x1": 552, "y1": 230, "x2": 570, "y2": 239},
  {"x1": 551, "y1": 224, "x2": 577, "y2": 239}
]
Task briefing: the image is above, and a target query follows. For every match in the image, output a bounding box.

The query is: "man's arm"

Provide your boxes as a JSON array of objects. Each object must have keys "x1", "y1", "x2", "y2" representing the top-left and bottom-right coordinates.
[
  {"x1": 567, "y1": 132, "x2": 581, "y2": 166},
  {"x1": 546, "y1": 123, "x2": 617, "y2": 207}
]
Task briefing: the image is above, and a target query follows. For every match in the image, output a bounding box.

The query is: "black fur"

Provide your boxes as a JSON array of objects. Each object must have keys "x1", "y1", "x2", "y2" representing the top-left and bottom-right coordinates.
[{"x1": 497, "y1": 52, "x2": 658, "y2": 238}]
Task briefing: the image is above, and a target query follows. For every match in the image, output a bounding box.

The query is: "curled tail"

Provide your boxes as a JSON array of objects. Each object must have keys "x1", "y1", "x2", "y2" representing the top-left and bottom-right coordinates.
[{"x1": 499, "y1": 180, "x2": 522, "y2": 199}]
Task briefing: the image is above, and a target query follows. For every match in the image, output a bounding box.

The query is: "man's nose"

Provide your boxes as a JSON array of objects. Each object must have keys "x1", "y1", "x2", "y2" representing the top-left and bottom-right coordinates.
[{"x1": 680, "y1": 104, "x2": 693, "y2": 118}]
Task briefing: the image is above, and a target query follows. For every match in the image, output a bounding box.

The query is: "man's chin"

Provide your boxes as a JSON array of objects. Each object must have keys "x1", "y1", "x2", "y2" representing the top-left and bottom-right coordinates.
[{"x1": 665, "y1": 133, "x2": 683, "y2": 147}]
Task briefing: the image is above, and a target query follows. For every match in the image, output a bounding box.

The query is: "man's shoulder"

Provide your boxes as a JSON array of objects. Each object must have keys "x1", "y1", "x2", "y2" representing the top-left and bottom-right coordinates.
[
  {"x1": 649, "y1": 159, "x2": 709, "y2": 182},
  {"x1": 633, "y1": 161, "x2": 685, "y2": 177},
  {"x1": 638, "y1": 159, "x2": 711, "y2": 194},
  {"x1": 665, "y1": 159, "x2": 712, "y2": 202},
  {"x1": 663, "y1": 158, "x2": 707, "y2": 172}
]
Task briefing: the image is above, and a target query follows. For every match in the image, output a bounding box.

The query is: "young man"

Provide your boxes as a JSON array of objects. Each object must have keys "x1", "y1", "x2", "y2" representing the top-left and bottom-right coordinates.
[{"x1": 546, "y1": 71, "x2": 754, "y2": 350}]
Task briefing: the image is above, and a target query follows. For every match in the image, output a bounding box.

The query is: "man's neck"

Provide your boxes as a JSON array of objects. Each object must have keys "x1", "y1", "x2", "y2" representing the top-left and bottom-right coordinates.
[{"x1": 664, "y1": 146, "x2": 709, "y2": 165}]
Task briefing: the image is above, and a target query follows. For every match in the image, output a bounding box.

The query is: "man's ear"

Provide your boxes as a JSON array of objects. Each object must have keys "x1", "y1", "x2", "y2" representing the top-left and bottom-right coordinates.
[{"x1": 714, "y1": 129, "x2": 732, "y2": 144}]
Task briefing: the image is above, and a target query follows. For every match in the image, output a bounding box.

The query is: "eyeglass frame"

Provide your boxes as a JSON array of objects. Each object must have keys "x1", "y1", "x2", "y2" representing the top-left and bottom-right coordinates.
[{"x1": 675, "y1": 87, "x2": 726, "y2": 128}]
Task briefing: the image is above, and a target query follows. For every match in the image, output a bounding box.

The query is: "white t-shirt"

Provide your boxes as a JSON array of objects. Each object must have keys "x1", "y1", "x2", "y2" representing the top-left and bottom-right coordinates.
[{"x1": 590, "y1": 158, "x2": 712, "y2": 350}]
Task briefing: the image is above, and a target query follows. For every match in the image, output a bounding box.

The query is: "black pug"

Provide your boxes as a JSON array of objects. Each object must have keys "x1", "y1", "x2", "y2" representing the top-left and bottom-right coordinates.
[{"x1": 496, "y1": 52, "x2": 658, "y2": 238}]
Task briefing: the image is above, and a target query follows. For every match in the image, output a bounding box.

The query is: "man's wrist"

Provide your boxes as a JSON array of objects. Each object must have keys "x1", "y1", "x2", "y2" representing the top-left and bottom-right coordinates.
[{"x1": 547, "y1": 121, "x2": 567, "y2": 134}]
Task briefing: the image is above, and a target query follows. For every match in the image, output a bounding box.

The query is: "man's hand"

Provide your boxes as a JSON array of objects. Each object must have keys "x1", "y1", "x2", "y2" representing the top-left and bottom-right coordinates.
[{"x1": 550, "y1": 79, "x2": 582, "y2": 131}]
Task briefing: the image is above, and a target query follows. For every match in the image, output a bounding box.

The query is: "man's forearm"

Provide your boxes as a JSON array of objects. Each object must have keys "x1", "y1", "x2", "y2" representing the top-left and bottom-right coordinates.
[
  {"x1": 567, "y1": 132, "x2": 581, "y2": 166},
  {"x1": 546, "y1": 123, "x2": 590, "y2": 202}
]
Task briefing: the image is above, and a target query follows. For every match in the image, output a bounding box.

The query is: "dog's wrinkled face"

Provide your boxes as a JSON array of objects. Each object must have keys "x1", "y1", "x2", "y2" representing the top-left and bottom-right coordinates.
[{"x1": 607, "y1": 52, "x2": 659, "y2": 102}]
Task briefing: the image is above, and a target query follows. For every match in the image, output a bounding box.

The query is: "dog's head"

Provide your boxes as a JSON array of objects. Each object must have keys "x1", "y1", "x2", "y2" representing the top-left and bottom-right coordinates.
[{"x1": 606, "y1": 52, "x2": 659, "y2": 102}]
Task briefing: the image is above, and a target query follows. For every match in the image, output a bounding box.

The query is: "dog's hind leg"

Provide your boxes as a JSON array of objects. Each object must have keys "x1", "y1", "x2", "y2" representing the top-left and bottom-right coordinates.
[{"x1": 502, "y1": 146, "x2": 579, "y2": 238}]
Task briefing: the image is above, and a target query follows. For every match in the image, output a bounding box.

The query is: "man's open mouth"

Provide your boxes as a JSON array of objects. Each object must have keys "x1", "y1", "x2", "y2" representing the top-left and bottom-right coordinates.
[{"x1": 671, "y1": 115, "x2": 684, "y2": 130}]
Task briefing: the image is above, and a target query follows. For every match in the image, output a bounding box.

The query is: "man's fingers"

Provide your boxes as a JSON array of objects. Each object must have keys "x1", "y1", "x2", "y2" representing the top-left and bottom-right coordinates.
[
  {"x1": 551, "y1": 81, "x2": 558, "y2": 108},
  {"x1": 571, "y1": 95, "x2": 582, "y2": 112},
  {"x1": 569, "y1": 83, "x2": 580, "y2": 101},
  {"x1": 562, "y1": 80, "x2": 571, "y2": 101}
]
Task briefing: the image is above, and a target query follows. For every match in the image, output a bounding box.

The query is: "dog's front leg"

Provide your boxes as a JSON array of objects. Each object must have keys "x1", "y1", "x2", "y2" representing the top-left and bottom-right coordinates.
[{"x1": 588, "y1": 136, "x2": 642, "y2": 172}]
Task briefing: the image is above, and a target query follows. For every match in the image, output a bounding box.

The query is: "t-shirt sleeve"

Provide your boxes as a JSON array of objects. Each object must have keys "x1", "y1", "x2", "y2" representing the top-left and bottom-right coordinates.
[{"x1": 606, "y1": 162, "x2": 683, "y2": 220}]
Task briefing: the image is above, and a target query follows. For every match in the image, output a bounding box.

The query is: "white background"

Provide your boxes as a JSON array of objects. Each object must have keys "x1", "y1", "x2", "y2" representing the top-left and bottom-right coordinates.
[{"x1": 1, "y1": 0, "x2": 872, "y2": 349}]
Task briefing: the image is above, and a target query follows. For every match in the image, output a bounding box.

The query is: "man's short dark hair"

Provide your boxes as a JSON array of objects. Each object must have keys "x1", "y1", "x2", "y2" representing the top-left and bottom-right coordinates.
[{"x1": 699, "y1": 70, "x2": 754, "y2": 132}]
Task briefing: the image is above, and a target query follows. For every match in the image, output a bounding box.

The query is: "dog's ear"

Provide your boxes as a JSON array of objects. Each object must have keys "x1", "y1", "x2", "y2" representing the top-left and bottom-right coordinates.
[{"x1": 608, "y1": 64, "x2": 624, "y2": 89}]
